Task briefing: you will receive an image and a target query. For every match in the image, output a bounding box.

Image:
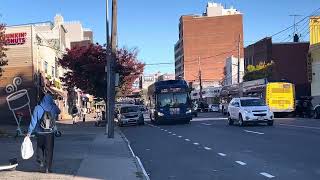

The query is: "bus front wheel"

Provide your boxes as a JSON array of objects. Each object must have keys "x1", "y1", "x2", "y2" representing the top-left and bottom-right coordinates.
[{"x1": 314, "y1": 107, "x2": 320, "y2": 119}]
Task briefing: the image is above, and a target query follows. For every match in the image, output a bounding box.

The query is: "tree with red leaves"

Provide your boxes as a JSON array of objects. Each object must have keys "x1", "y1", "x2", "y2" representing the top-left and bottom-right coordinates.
[
  {"x1": 58, "y1": 44, "x2": 144, "y2": 98},
  {"x1": 0, "y1": 23, "x2": 7, "y2": 77}
]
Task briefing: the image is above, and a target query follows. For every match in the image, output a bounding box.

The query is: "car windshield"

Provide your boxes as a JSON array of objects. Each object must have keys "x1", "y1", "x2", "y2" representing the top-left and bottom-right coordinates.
[
  {"x1": 158, "y1": 93, "x2": 188, "y2": 107},
  {"x1": 121, "y1": 106, "x2": 139, "y2": 113},
  {"x1": 240, "y1": 99, "x2": 265, "y2": 106}
]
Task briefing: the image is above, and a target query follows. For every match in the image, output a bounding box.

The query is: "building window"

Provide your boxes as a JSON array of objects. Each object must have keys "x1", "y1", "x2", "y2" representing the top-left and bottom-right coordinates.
[
  {"x1": 44, "y1": 61, "x2": 48, "y2": 74},
  {"x1": 52, "y1": 66, "x2": 55, "y2": 78},
  {"x1": 55, "y1": 59, "x2": 59, "y2": 78}
]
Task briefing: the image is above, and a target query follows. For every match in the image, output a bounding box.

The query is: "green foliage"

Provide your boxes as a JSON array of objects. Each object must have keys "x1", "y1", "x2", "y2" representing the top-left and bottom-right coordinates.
[
  {"x1": 243, "y1": 62, "x2": 274, "y2": 81},
  {"x1": 54, "y1": 80, "x2": 61, "y2": 89}
]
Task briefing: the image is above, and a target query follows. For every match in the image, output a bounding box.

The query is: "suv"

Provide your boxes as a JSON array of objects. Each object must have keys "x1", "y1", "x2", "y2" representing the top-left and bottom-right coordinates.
[
  {"x1": 116, "y1": 105, "x2": 144, "y2": 126},
  {"x1": 227, "y1": 97, "x2": 274, "y2": 126}
]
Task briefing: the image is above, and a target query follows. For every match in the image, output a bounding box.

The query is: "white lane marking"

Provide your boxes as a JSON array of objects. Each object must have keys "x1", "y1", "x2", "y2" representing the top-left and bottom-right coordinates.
[
  {"x1": 204, "y1": 147, "x2": 212, "y2": 150},
  {"x1": 218, "y1": 153, "x2": 226, "y2": 157},
  {"x1": 185, "y1": 139, "x2": 190, "y2": 141},
  {"x1": 172, "y1": 134, "x2": 176, "y2": 136},
  {"x1": 164, "y1": 130, "x2": 167, "y2": 132},
  {"x1": 260, "y1": 172, "x2": 275, "y2": 178},
  {"x1": 192, "y1": 117, "x2": 227, "y2": 121},
  {"x1": 201, "y1": 123, "x2": 212, "y2": 126},
  {"x1": 168, "y1": 132, "x2": 172, "y2": 134},
  {"x1": 193, "y1": 142, "x2": 199, "y2": 145},
  {"x1": 136, "y1": 156, "x2": 151, "y2": 180},
  {"x1": 235, "y1": 161, "x2": 247, "y2": 166},
  {"x1": 244, "y1": 130, "x2": 265, "y2": 135},
  {"x1": 279, "y1": 123, "x2": 320, "y2": 130},
  {"x1": 178, "y1": 136, "x2": 182, "y2": 138}
]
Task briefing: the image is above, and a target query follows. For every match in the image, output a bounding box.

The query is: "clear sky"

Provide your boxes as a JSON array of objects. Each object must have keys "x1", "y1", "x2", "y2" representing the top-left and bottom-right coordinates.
[{"x1": 0, "y1": 0, "x2": 318, "y2": 74}]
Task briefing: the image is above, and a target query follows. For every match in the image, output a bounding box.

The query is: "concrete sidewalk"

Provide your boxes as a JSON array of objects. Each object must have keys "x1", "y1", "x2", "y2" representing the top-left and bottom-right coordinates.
[{"x1": 0, "y1": 119, "x2": 145, "y2": 180}]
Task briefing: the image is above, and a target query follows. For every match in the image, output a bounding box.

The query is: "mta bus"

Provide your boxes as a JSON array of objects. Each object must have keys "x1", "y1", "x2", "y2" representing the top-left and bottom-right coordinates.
[{"x1": 147, "y1": 80, "x2": 192, "y2": 124}]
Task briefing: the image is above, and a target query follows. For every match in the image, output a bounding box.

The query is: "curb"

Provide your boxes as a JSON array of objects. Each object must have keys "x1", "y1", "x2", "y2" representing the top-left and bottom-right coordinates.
[{"x1": 117, "y1": 128, "x2": 150, "y2": 180}]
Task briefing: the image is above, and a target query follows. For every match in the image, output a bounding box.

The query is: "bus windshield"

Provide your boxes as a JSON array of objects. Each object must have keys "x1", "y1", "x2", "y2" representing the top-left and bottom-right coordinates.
[{"x1": 158, "y1": 93, "x2": 188, "y2": 107}]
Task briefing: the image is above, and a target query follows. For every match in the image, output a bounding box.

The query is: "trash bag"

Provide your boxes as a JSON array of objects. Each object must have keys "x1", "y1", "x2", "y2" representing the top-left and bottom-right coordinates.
[{"x1": 21, "y1": 136, "x2": 34, "y2": 160}]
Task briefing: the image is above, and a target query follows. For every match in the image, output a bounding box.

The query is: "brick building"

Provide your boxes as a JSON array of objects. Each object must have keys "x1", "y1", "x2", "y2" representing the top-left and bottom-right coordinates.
[
  {"x1": 174, "y1": 2, "x2": 244, "y2": 87},
  {"x1": 244, "y1": 37, "x2": 310, "y2": 98}
]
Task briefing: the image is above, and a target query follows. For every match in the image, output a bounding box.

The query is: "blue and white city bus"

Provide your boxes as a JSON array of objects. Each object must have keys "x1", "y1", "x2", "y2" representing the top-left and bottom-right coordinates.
[{"x1": 147, "y1": 80, "x2": 192, "y2": 124}]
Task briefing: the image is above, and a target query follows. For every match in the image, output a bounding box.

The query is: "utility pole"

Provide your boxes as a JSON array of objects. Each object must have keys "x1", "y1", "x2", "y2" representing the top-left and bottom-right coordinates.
[
  {"x1": 290, "y1": 14, "x2": 302, "y2": 42},
  {"x1": 106, "y1": 0, "x2": 117, "y2": 138},
  {"x1": 105, "y1": 0, "x2": 110, "y2": 135},
  {"x1": 198, "y1": 57, "x2": 203, "y2": 100},
  {"x1": 237, "y1": 34, "x2": 241, "y2": 84}
]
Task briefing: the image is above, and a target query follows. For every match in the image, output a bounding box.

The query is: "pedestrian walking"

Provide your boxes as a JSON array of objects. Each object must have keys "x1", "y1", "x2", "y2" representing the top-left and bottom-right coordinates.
[
  {"x1": 26, "y1": 92, "x2": 61, "y2": 173},
  {"x1": 71, "y1": 106, "x2": 78, "y2": 124},
  {"x1": 81, "y1": 107, "x2": 87, "y2": 122}
]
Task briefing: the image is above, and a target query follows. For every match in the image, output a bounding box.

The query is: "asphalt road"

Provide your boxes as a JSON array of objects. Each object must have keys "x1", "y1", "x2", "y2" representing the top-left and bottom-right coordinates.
[{"x1": 120, "y1": 112, "x2": 320, "y2": 180}]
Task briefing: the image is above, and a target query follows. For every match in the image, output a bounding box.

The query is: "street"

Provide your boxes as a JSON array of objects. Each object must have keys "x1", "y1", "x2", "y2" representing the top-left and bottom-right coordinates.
[{"x1": 121, "y1": 112, "x2": 320, "y2": 180}]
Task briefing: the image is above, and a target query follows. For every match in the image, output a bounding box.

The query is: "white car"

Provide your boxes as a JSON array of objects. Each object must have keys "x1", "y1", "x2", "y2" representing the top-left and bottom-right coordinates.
[
  {"x1": 209, "y1": 104, "x2": 219, "y2": 112},
  {"x1": 227, "y1": 97, "x2": 274, "y2": 126}
]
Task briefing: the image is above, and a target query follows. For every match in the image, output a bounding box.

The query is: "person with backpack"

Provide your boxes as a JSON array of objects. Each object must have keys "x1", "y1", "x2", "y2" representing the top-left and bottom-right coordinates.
[
  {"x1": 71, "y1": 106, "x2": 78, "y2": 124},
  {"x1": 26, "y1": 93, "x2": 61, "y2": 173}
]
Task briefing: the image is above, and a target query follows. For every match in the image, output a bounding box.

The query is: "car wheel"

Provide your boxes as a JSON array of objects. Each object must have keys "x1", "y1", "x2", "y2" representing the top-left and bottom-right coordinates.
[
  {"x1": 228, "y1": 114, "x2": 233, "y2": 126},
  {"x1": 194, "y1": 113, "x2": 198, "y2": 117},
  {"x1": 267, "y1": 120, "x2": 274, "y2": 126},
  {"x1": 314, "y1": 107, "x2": 320, "y2": 119},
  {"x1": 239, "y1": 115, "x2": 245, "y2": 127}
]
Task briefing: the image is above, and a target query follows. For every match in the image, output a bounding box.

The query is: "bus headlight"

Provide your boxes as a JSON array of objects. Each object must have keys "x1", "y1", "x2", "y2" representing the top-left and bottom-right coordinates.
[{"x1": 158, "y1": 112, "x2": 164, "y2": 116}]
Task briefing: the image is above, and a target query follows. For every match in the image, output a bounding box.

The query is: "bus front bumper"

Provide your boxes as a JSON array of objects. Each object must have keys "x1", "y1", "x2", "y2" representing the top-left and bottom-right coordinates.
[{"x1": 156, "y1": 115, "x2": 192, "y2": 122}]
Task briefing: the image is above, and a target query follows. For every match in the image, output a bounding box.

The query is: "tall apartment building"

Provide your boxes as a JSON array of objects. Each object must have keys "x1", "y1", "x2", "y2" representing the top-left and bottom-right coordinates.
[{"x1": 174, "y1": 2, "x2": 244, "y2": 87}]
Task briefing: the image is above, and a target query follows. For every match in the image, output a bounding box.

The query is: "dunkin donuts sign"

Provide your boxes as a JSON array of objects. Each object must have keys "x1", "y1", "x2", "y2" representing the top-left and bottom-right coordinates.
[{"x1": 5, "y1": 32, "x2": 27, "y2": 45}]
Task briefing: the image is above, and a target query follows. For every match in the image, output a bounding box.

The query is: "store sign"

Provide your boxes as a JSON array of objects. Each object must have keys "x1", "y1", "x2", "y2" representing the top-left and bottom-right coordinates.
[{"x1": 5, "y1": 32, "x2": 27, "y2": 45}]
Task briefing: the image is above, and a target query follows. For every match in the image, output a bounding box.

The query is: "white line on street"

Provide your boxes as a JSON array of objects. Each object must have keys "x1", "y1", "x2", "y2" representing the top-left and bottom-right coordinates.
[
  {"x1": 192, "y1": 117, "x2": 227, "y2": 121},
  {"x1": 260, "y1": 172, "x2": 275, "y2": 178},
  {"x1": 178, "y1": 136, "x2": 182, "y2": 138},
  {"x1": 218, "y1": 153, "x2": 226, "y2": 157},
  {"x1": 204, "y1": 147, "x2": 212, "y2": 150},
  {"x1": 185, "y1": 139, "x2": 190, "y2": 141},
  {"x1": 201, "y1": 123, "x2": 212, "y2": 126},
  {"x1": 235, "y1": 161, "x2": 247, "y2": 166},
  {"x1": 244, "y1": 130, "x2": 265, "y2": 135},
  {"x1": 172, "y1": 134, "x2": 176, "y2": 136},
  {"x1": 279, "y1": 124, "x2": 320, "y2": 130},
  {"x1": 193, "y1": 142, "x2": 199, "y2": 145},
  {"x1": 168, "y1": 132, "x2": 172, "y2": 134},
  {"x1": 164, "y1": 130, "x2": 167, "y2": 131}
]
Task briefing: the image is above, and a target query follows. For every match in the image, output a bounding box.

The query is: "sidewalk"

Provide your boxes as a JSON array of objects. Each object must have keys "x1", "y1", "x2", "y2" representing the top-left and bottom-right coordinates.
[{"x1": 0, "y1": 118, "x2": 145, "y2": 180}]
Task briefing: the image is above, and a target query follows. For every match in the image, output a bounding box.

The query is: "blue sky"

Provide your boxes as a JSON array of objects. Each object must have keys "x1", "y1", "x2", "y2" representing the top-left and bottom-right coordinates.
[{"x1": 0, "y1": 0, "x2": 318, "y2": 74}]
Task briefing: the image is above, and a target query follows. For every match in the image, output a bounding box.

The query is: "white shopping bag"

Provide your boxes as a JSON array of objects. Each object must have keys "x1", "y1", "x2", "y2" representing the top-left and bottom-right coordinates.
[{"x1": 21, "y1": 136, "x2": 34, "y2": 159}]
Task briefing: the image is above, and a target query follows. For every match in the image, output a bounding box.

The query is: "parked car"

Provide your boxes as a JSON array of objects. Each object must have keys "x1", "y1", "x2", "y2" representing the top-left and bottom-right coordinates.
[
  {"x1": 209, "y1": 104, "x2": 219, "y2": 112},
  {"x1": 227, "y1": 97, "x2": 274, "y2": 126},
  {"x1": 115, "y1": 105, "x2": 144, "y2": 126}
]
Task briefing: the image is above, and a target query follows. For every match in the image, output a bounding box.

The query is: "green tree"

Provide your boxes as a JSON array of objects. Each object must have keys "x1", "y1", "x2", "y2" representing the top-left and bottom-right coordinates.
[
  {"x1": 0, "y1": 23, "x2": 7, "y2": 77},
  {"x1": 243, "y1": 62, "x2": 273, "y2": 81}
]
